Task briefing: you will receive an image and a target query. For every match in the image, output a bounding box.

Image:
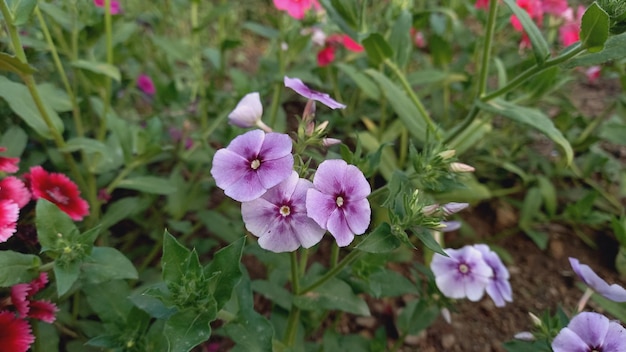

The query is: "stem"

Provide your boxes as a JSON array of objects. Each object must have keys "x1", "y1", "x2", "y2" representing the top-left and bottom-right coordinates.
[
  {"x1": 97, "y1": 0, "x2": 114, "y2": 141},
  {"x1": 283, "y1": 251, "x2": 301, "y2": 347},
  {"x1": 477, "y1": 0, "x2": 498, "y2": 97},
  {"x1": 576, "y1": 287, "x2": 594, "y2": 313},
  {"x1": 299, "y1": 249, "x2": 363, "y2": 294},
  {"x1": 269, "y1": 17, "x2": 286, "y2": 128},
  {"x1": 330, "y1": 244, "x2": 339, "y2": 267}
]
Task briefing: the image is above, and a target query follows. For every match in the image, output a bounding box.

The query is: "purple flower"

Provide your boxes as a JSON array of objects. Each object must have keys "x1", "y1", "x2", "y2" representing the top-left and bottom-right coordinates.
[
  {"x1": 473, "y1": 244, "x2": 512, "y2": 307},
  {"x1": 306, "y1": 159, "x2": 370, "y2": 247},
  {"x1": 569, "y1": 257, "x2": 626, "y2": 302},
  {"x1": 137, "y1": 74, "x2": 156, "y2": 95},
  {"x1": 211, "y1": 130, "x2": 294, "y2": 202},
  {"x1": 430, "y1": 246, "x2": 493, "y2": 301},
  {"x1": 552, "y1": 312, "x2": 626, "y2": 352},
  {"x1": 284, "y1": 76, "x2": 346, "y2": 109},
  {"x1": 228, "y1": 92, "x2": 272, "y2": 132},
  {"x1": 242, "y1": 171, "x2": 325, "y2": 252}
]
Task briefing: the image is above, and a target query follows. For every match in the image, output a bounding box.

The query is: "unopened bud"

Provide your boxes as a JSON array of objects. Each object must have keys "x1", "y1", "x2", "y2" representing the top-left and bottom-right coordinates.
[
  {"x1": 441, "y1": 308, "x2": 452, "y2": 324},
  {"x1": 513, "y1": 332, "x2": 535, "y2": 341},
  {"x1": 322, "y1": 138, "x2": 341, "y2": 147},
  {"x1": 450, "y1": 162, "x2": 475, "y2": 173},
  {"x1": 315, "y1": 120, "x2": 329, "y2": 133},
  {"x1": 421, "y1": 204, "x2": 439, "y2": 216},
  {"x1": 440, "y1": 221, "x2": 461, "y2": 232},
  {"x1": 303, "y1": 99, "x2": 316, "y2": 123},
  {"x1": 442, "y1": 202, "x2": 469, "y2": 216},
  {"x1": 529, "y1": 312, "x2": 542, "y2": 327},
  {"x1": 438, "y1": 149, "x2": 456, "y2": 160}
]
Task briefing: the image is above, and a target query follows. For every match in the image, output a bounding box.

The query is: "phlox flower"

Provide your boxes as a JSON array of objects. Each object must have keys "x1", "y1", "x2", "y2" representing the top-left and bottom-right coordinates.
[
  {"x1": 0, "y1": 311, "x2": 35, "y2": 352},
  {"x1": 430, "y1": 246, "x2": 494, "y2": 301},
  {"x1": 0, "y1": 147, "x2": 19, "y2": 173},
  {"x1": 284, "y1": 76, "x2": 346, "y2": 109},
  {"x1": 473, "y1": 244, "x2": 512, "y2": 307},
  {"x1": 552, "y1": 312, "x2": 626, "y2": 352},
  {"x1": 306, "y1": 159, "x2": 371, "y2": 247},
  {"x1": 569, "y1": 257, "x2": 626, "y2": 302},
  {"x1": 228, "y1": 92, "x2": 272, "y2": 132},
  {"x1": 0, "y1": 176, "x2": 30, "y2": 208},
  {"x1": 242, "y1": 171, "x2": 325, "y2": 252},
  {"x1": 10, "y1": 273, "x2": 58, "y2": 323},
  {"x1": 137, "y1": 74, "x2": 156, "y2": 95},
  {"x1": 93, "y1": 0, "x2": 121, "y2": 15},
  {"x1": 273, "y1": 0, "x2": 320, "y2": 20},
  {"x1": 211, "y1": 130, "x2": 294, "y2": 202},
  {"x1": 0, "y1": 199, "x2": 19, "y2": 242},
  {"x1": 25, "y1": 166, "x2": 89, "y2": 221}
]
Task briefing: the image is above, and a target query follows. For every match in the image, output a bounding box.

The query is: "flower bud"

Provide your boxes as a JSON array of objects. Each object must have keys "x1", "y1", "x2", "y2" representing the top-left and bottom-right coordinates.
[
  {"x1": 421, "y1": 204, "x2": 439, "y2": 216},
  {"x1": 322, "y1": 138, "x2": 341, "y2": 147},
  {"x1": 438, "y1": 149, "x2": 456, "y2": 160},
  {"x1": 228, "y1": 92, "x2": 272, "y2": 132},
  {"x1": 442, "y1": 202, "x2": 469, "y2": 216},
  {"x1": 529, "y1": 312, "x2": 542, "y2": 327},
  {"x1": 450, "y1": 162, "x2": 475, "y2": 173},
  {"x1": 513, "y1": 332, "x2": 535, "y2": 341}
]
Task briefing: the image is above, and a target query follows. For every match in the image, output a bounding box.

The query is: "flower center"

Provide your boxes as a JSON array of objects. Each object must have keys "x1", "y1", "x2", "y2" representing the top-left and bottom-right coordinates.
[
  {"x1": 279, "y1": 205, "x2": 291, "y2": 217},
  {"x1": 250, "y1": 159, "x2": 261, "y2": 170},
  {"x1": 458, "y1": 263, "x2": 469, "y2": 274},
  {"x1": 46, "y1": 187, "x2": 69, "y2": 205},
  {"x1": 336, "y1": 196, "x2": 344, "y2": 207}
]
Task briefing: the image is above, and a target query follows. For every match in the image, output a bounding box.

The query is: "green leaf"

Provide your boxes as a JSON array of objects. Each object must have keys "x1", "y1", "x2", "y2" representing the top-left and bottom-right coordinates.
[
  {"x1": 368, "y1": 269, "x2": 416, "y2": 298},
  {"x1": 81, "y1": 247, "x2": 138, "y2": 284},
  {"x1": 0, "y1": 250, "x2": 41, "y2": 287},
  {"x1": 0, "y1": 126, "x2": 28, "y2": 157},
  {"x1": 335, "y1": 63, "x2": 380, "y2": 100},
  {"x1": 565, "y1": 32, "x2": 626, "y2": 67},
  {"x1": 318, "y1": 0, "x2": 359, "y2": 39},
  {"x1": 162, "y1": 230, "x2": 190, "y2": 283},
  {"x1": 0, "y1": 76, "x2": 65, "y2": 140},
  {"x1": 38, "y1": 2, "x2": 82, "y2": 31},
  {"x1": 35, "y1": 199, "x2": 79, "y2": 253},
  {"x1": 36, "y1": 83, "x2": 72, "y2": 112},
  {"x1": 71, "y1": 60, "x2": 121, "y2": 82},
  {"x1": 616, "y1": 246, "x2": 626, "y2": 279},
  {"x1": 164, "y1": 308, "x2": 215, "y2": 352},
  {"x1": 117, "y1": 176, "x2": 177, "y2": 195},
  {"x1": 476, "y1": 99, "x2": 573, "y2": 165},
  {"x1": 413, "y1": 228, "x2": 447, "y2": 256},
  {"x1": 366, "y1": 69, "x2": 427, "y2": 142},
  {"x1": 11, "y1": 0, "x2": 37, "y2": 26},
  {"x1": 242, "y1": 22, "x2": 279, "y2": 39},
  {"x1": 204, "y1": 237, "x2": 245, "y2": 310},
  {"x1": 355, "y1": 223, "x2": 401, "y2": 253},
  {"x1": 82, "y1": 280, "x2": 133, "y2": 323},
  {"x1": 362, "y1": 33, "x2": 393, "y2": 66},
  {"x1": 389, "y1": 10, "x2": 412, "y2": 67},
  {"x1": 295, "y1": 277, "x2": 370, "y2": 316},
  {"x1": 0, "y1": 52, "x2": 35, "y2": 74},
  {"x1": 580, "y1": 2, "x2": 610, "y2": 52},
  {"x1": 503, "y1": 0, "x2": 550, "y2": 63},
  {"x1": 54, "y1": 260, "x2": 81, "y2": 296},
  {"x1": 250, "y1": 280, "x2": 293, "y2": 310},
  {"x1": 536, "y1": 176, "x2": 557, "y2": 217},
  {"x1": 520, "y1": 187, "x2": 542, "y2": 226},
  {"x1": 396, "y1": 299, "x2": 439, "y2": 335}
]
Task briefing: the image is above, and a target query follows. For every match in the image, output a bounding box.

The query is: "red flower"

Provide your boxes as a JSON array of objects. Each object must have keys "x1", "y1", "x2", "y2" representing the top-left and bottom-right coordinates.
[
  {"x1": 510, "y1": 0, "x2": 543, "y2": 32},
  {"x1": 316, "y1": 34, "x2": 363, "y2": 66},
  {"x1": 0, "y1": 176, "x2": 30, "y2": 208},
  {"x1": 475, "y1": 0, "x2": 489, "y2": 9},
  {"x1": 559, "y1": 6, "x2": 584, "y2": 47},
  {"x1": 25, "y1": 166, "x2": 89, "y2": 221},
  {"x1": 317, "y1": 46, "x2": 336, "y2": 66},
  {"x1": 10, "y1": 273, "x2": 58, "y2": 323},
  {"x1": 0, "y1": 199, "x2": 19, "y2": 242},
  {"x1": 0, "y1": 311, "x2": 35, "y2": 352},
  {"x1": 0, "y1": 147, "x2": 19, "y2": 173}
]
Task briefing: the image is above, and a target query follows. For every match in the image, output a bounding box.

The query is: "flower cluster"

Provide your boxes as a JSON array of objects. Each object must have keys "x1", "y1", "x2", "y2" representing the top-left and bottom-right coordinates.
[
  {"x1": 430, "y1": 244, "x2": 512, "y2": 307},
  {"x1": 212, "y1": 78, "x2": 371, "y2": 252}
]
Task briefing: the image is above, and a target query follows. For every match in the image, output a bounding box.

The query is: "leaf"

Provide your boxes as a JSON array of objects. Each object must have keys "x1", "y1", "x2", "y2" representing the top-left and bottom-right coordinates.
[
  {"x1": 335, "y1": 62, "x2": 380, "y2": 100},
  {"x1": 161, "y1": 230, "x2": 190, "y2": 283},
  {"x1": 580, "y1": 2, "x2": 610, "y2": 52},
  {"x1": 82, "y1": 281, "x2": 134, "y2": 323},
  {"x1": 0, "y1": 52, "x2": 35, "y2": 74},
  {"x1": 37, "y1": 83, "x2": 72, "y2": 112},
  {"x1": 81, "y1": 247, "x2": 138, "y2": 284},
  {"x1": 413, "y1": 228, "x2": 447, "y2": 256},
  {"x1": 0, "y1": 76, "x2": 65, "y2": 140},
  {"x1": 117, "y1": 176, "x2": 177, "y2": 195},
  {"x1": 0, "y1": 251, "x2": 41, "y2": 287},
  {"x1": 242, "y1": 22, "x2": 279, "y2": 39},
  {"x1": 35, "y1": 199, "x2": 79, "y2": 253},
  {"x1": 99, "y1": 197, "x2": 143, "y2": 231},
  {"x1": 503, "y1": 0, "x2": 550, "y2": 64},
  {"x1": 536, "y1": 176, "x2": 557, "y2": 217},
  {"x1": 565, "y1": 32, "x2": 626, "y2": 67},
  {"x1": 0, "y1": 126, "x2": 28, "y2": 157},
  {"x1": 60, "y1": 137, "x2": 116, "y2": 168},
  {"x1": 396, "y1": 299, "x2": 439, "y2": 335},
  {"x1": 368, "y1": 269, "x2": 416, "y2": 298},
  {"x1": 389, "y1": 10, "x2": 412, "y2": 67},
  {"x1": 38, "y1": 2, "x2": 83, "y2": 31},
  {"x1": 250, "y1": 280, "x2": 293, "y2": 310},
  {"x1": 204, "y1": 237, "x2": 245, "y2": 311},
  {"x1": 362, "y1": 33, "x2": 393, "y2": 67},
  {"x1": 295, "y1": 277, "x2": 370, "y2": 316},
  {"x1": 11, "y1": 0, "x2": 38, "y2": 26},
  {"x1": 164, "y1": 308, "x2": 215, "y2": 352},
  {"x1": 71, "y1": 60, "x2": 121, "y2": 82},
  {"x1": 616, "y1": 246, "x2": 626, "y2": 279},
  {"x1": 476, "y1": 99, "x2": 573, "y2": 165},
  {"x1": 355, "y1": 223, "x2": 401, "y2": 253},
  {"x1": 54, "y1": 260, "x2": 81, "y2": 296},
  {"x1": 129, "y1": 283, "x2": 176, "y2": 319},
  {"x1": 319, "y1": 0, "x2": 359, "y2": 39}
]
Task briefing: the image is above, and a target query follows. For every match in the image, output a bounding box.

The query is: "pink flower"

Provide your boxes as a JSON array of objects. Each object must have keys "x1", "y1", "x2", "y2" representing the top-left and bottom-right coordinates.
[
  {"x1": 25, "y1": 166, "x2": 89, "y2": 221},
  {"x1": 475, "y1": 0, "x2": 489, "y2": 9},
  {"x1": 0, "y1": 200, "x2": 19, "y2": 242},
  {"x1": 316, "y1": 34, "x2": 363, "y2": 67},
  {"x1": 10, "y1": 273, "x2": 58, "y2": 323},
  {"x1": 0, "y1": 311, "x2": 35, "y2": 352},
  {"x1": 93, "y1": 0, "x2": 121, "y2": 15},
  {"x1": 273, "y1": 0, "x2": 320, "y2": 20},
  {"x1": 541, "y1": 0, "x2": 569, "y2": 16},
  {"x1": 0, "y1": 147, "x2": 19, "y2": 173},
  {"x1": 0, "y1": 177, "x2": 30, "y2": 208},
  {"x1": 410, "y1": 28, "x2": 427, "y2": 48},
  {"x1": 585, "y1": 66, "x2": 602, "y2": 84},
  {"x1": 559, "y1": 6, "x2": 584, "y2": 47},
  {"x1": 510, "y1": 0, "x2": 543, "y2": 32},
  {"x1": 137, "y1": 74, "x2": 156, "y2": 95},
  {"x1": 317, "y1": 46, "x2": 336, "y2": 66}
]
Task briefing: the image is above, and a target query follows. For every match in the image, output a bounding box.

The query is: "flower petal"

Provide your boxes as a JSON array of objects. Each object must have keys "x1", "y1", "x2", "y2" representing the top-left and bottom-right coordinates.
[
  {"x1": 227, "y1": 129, "x2": 265, "y2": 159},
  {"x1": 312, "y1": 159, "x2": 347, "y2": 195},
  {"x1": 284, "y1": 76, "x2": 346, "y2": 109},
  {"x1": 228, "y1": 92, "x2": 263, "y2": 128},
  {"x1": 290, "y1": 213, "x2": 325, "y2": 248},
  {"x1": 551, "y1": 327, "x2": 591, "y2": 352},
  {"x1": 343, "y1": 198, "x2": 371, "y2": 235},
  {"x1": 258, "y1": 132, "x2": 293, "y2": 160},
  {"x1": 570, "y1": 257, "x2": 626, "y2": 302},
  {"x1": 603, "y1": 320, "x2": 626, "y2": 351},
  {"x1": 326, "y1": 209, "x2": 354, "y2": 246},
  {"x1": 210, "y1": 148, "x2": 250, "y2": 190},
  {"x1": 435, "y1": 271, "x2": 467, "y2": 299},
  {"x1": 257, "y1": 155, "x2": 294, "y2": 190},
  {"x1": 341, "y1": 163, "x2": 371, "y2": 199},
  {"x1": 305, "y1": 189, "x2": 336, "y2": 229},
  {"x1": 567, "y1": 311, "x2": 609, "y2": 348}
]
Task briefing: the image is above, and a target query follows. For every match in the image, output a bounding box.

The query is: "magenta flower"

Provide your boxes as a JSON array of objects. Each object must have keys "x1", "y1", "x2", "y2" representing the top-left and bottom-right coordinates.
[
  {"x1": 10, "y1": 273, "x2": 58, "y2": 323},
  {"x1": 25, "y1": 166, "x2": 89, "y2": 221},
  {"x1": 242, "y1": 171, "x2": 325, "y2": 252},
  {"x1": 0, "y1": 177, "x2": 30, "y2": 208},
  {"x1": 284, "y1": 77, "x2": 346, "y2": 110},
  {"x1": 273, "y1": 0, "x2": 319, "y2": 20},
  {"x1": 430, "y1": 246, "x2": 494, "y2": 301},
  {"x1": 552, "y1": 312, "x2": 626, "y2": 352},
  {"x1": 569, "y1": 257, "x2": 626, "y2": 302},
  {"x1": 0, "y1": 311, "x2": 35, "y2": 352},
  {"x1": 0, "y1": 147, "x2": 19, "y2": 173},
  {"x1": 211, "y1": 130, "x2": 294, "y2": 202},
  {"x1": 93, "y1": 0, "x2": 121, "y2": 14},
  {"x1": 0, "y1": 199, "x2": 19, "y2": 242},
  {"x1": 473, "y1": 244, "x2": 512, "y2": 307},
  {"x1": 306, "y1": 159, "x2": 371, "y2": 247},
  {"x1": 228, "y1": 92, "x2": 272, "y2": 132},
  {"x1": 541, "y1": 0, "x2": 569, "y2": 16},
  {"x1": 137, "y1": 74, "x2": 156, "y2": 95}
]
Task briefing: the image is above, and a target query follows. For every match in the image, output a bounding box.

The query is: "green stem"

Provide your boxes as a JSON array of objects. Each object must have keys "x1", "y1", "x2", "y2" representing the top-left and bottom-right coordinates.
[
  {"x1": 269, "y1": 17, "x2": 286, "y2": 128},
  {"x1": 477, "y1": 0, "x2": 498, "y2": 97},
  {"x1": 105, "y1": 159, "x2": 142, "y2": 194},
  {"x1": 330, "y1": 244, "x2": 339, "y2": 267},
  {"x1": 97, "y1": 0, "x2": 114, "y2": 141},
  {"x1": 300, "y1": 249, "x2": 363, "y2": 294},
  {"x1": 138, "y1": 235, "x2": 164, "y2": 273},
  {"x1": 283, "y1": 251, "x2": 301, "y2": 347}
]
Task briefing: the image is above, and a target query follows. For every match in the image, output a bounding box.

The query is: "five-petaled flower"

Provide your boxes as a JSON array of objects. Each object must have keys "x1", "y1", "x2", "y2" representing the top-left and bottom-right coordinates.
[
  {"x1": 273, "y1": 0, "x2": 320, "y2": 20},
  {"x1": 569, "y1": 257, "x2": 626, "y2": 302},
  {"x1": 0, "y1": 311, "x2": 35, "y2": 352},
  {"x1": 473, "y1": 244, "x2": 512, "y2": 307},
  {"x1": 228, "y1": 92, "x2": 272, "y2": 132},
  {"x1": 25, "y1": 166, "x2": 90, "y2": 221},
  {"x1": 306, "y1": 159, "x2": 371, "y2": 247},
  {"x1": 284, "y1": 76, "x2": 347, "y2": 109},
  {"x1": 430, "y1": 246, "x2": 494, "y2": 301},
  {"x1": 552, "y1": 312, "x2": 626, "y2": 352},
  {"x1": 211, "y1": 130, "x2": 294, "y2": 202},
  {"x1": 242, "y1": 171, "x2": 325, "y2": 252}
]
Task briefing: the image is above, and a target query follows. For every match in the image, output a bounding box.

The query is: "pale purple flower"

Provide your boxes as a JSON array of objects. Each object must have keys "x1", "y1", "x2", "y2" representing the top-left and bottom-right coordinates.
[
  {"x1": 242, "y1": 171, "x2": 325, "y2": 252},
  {"x1": 569, "y1": 257, "x2": 626, "y2": 302},
  {"x1": 211, "y1": 130, "x2": 294, "y2": 202},
  {"x1": 137, "y1": 74, "x2": 156, "y2": 95},
  {"x1": 306, "y1": 159, "x2": 370, "y2": 247},
  {"x1": 228, "y1": 92, "x2": 272, "y2": 132},
  {"x1": 442, "y1": 202, "x2": 469, "y2": 216},
  {"x1": 284, "y1": 76, "x2": 346, "y2": 109},
  {"x1": 440, "y1": 221, "x2": 461, "y2": 232},
  {"x1": 473, "y1": 244, "x2": 512, "y2": 307},
  {"x1": 430, "y1": 246, "x2": 493, "y2": 301},
  {"x1": 552, "y1": 312, "x2": 626, "y2": 352}
]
